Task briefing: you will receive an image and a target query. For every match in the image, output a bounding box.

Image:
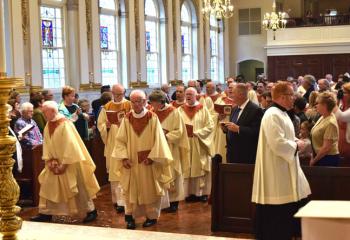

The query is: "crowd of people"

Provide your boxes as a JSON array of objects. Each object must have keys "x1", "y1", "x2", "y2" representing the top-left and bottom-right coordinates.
[{"x1": 7, "y1": 71, "x2": 350, "y2": 239}]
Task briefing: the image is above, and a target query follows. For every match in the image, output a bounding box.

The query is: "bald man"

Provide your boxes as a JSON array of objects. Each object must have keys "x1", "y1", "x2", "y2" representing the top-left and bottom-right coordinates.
[
  {"x1": 188, "y1": 80, "x2": 214, "y2": 112},
  {"x1": 178, "y1": 87, "x2": 214, "y2": 202},
  {"x1": 97, "y1": 84, "x2": 131, "y2": 213},
  {"x1": 110, "y1": 90, "x2": 173, "y2": 229}
]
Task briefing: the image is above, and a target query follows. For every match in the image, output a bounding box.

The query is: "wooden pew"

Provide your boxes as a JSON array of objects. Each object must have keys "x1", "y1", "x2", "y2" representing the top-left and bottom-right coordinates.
[
  {"x1": 14, "y1": 144, "x2": 44, "y2": 206},
  {"x1": 211, "y1": 159, "x2": 350, "y2": 234}
]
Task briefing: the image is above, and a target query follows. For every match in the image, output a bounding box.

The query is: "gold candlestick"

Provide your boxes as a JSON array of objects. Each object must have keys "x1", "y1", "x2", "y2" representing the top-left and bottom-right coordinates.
[{"x1": 0, "y1": 74, "x2": 24, "y2": 240}]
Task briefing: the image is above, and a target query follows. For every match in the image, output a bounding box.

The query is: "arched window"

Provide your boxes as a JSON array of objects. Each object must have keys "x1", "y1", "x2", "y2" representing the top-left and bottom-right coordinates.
[
  {"x1": 209, "y1": 15, "x2": 219, "y2": 82},
  {"x1": 181, "y1": 0, "x2": 198, "y2": 83},
  {"x1": 99, "y1": 0, "x2": 119, "y2": 86},
  {"x1": 40, "y1": 1, "x2": 66, "y2": 88},
  {"x1": 145, "y1": 0, "x2": 160, "y2": 85}
]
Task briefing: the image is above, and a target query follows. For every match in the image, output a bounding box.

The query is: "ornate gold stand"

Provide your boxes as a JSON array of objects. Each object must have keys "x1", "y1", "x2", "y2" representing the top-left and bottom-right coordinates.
[{"x1": 0, "y1": 74, "x2": 24, "y2": 240}]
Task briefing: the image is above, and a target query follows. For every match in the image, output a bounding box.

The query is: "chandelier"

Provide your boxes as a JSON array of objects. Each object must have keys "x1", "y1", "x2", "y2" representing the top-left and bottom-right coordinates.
[
  {"x1": 262, "y1": 0, "x2": 287, "y2": 40},
  {"x1": 202, "y1": 0, "x2": 234, "y2": 19}
]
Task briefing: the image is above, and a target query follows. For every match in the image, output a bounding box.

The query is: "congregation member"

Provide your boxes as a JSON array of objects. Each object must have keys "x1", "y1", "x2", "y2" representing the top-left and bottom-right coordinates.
[
  {"x1": 7, "y1": 104, "x2": 23, "y2": 174},
  {"x1": 212, "y1": 82, "x2": 235, "y2": 163},
  {"x1": 8, "y1": 98, "x2": 21, "y2": 130},
  {"x1": 41, "y1": 89, "x2": 54, "y2": 101},
  {"x1": 298, "y1": 120, "x2": 314, "y2": 161},
  {"x1": 256, "y1": 81, "x2": 266, "y2": 105},
  {"x1": 58, "y1": 86, "x2": 89, "y2": 140},
  {"x1": 30, "y1": 101, "x2": 100, "y2": 223},
  {"x1": 305, "y1": 91, "x2": 320, "y2": 122},
  {"x1": 252, "y1": 82, "x2": 311, "y2": 240},
  {"x1": 260, "y1": 91, "x2": 272, "y2": 112},
  {"x1": 223, "y1": 83, "x2": 263, "y2": 164},
  {"x1": 76, "y1": 99, "x2": 92, "y2": 141},
  {"x1": 149, "y1": 90, "x2": 190, "y2": 213},
  {"x1": 110, "y1": 90, "x2": 173, "y2": 229},
  {"x1": 31, "y1": 93, "x2": 46, "y2": 133},
  {"x1": 97, "y1": 84, "x2": 131, "y2": 213},
  {"x1": 294, "y1": 96, "x2": 308, "y2": 124},
  {"x1": 9, "y1": 90, "x2": 21, "y2": 104},
  {"x1": 247, "y1": 82, "x2": 259, "y2": 105},
  {"x1": 178, "y1": 87, "x2": 214, "y2": 202},
  {"x1": 299, "y1": 74, "x2": 316, "y2": 102},
  {"x1": 310, "y1": 92, "x2": 340, "y2": 166},
  {"x1": 161, "y1": 83, "x2": 172, "y2": 103},
  {"x1": 335, "y1": 82, "x2": 350, "y2": 161},
  {"x1": 91, "y1": 85, "x2": 111, "y2": 120},
  {"x1": 171, "y1": 85, "x2": 186, "y2": 108},
  {"x1": 14, "y1": 102, "x2": 43, "y2": 149},
  {"x1": 318, "y1": 78, "x2": 330, "y2": 93}
]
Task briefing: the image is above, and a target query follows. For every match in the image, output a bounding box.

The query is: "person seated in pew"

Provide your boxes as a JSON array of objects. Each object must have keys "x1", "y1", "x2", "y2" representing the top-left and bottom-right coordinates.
[
  {"x1": 30, "y1": 101, "x2": 100, "y2": 223},
  {"x1": 14, "y1": 102, "x2": 43, "y2": 150},
  {"x1": 310, "y1": 92, "x2": 340, "y2": 166}
]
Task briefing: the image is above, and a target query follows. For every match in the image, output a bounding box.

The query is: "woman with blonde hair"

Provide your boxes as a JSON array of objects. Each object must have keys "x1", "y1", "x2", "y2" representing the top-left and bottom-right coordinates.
[{"x1": 310, "y1": 92, "x2": 339, "y2": 166}]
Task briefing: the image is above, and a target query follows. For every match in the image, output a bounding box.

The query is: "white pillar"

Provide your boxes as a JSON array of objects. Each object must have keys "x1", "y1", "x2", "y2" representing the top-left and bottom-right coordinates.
[
  {"x1": 10, "y1": 0, "x2": 25, "y2": 77},
  {"x1": 198, "y1": 1, "x2": 205, "y2": 79},
  {"x1": 0, "y1": 0, "x2": 6, "y2": 73},
  {"x1": 138, "y1": 0, "x2": 146, "y2": 81},
  {"x1": 166, "y1": 0, "x2": 174, "y2": 81},
  {"x1": 174, "y1": 0, "x2": 181, "y2": 81},
  {"x1": 90, "y1": 0, "x2": 102, "y2": 84},
  {"x1": 66, "y1": 1, "x2": 80, "y2": 88},
  {"x1": 28, "y1": 0, "x2": 42, "y2": 87},
  {"x1": 127, "y1": 0, "x2": 137, "y2": 84},
  {"x1": 78, "y1": 0, "x2": 90, "y2": 85},
  {"x1": 223, "y1": 18, "x2": 230, "y2": 79}
]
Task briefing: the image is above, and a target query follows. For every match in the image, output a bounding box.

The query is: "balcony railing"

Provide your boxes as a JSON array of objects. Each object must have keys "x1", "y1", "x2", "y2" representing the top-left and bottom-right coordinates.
[{"x1": 286, "y1": 14, "x2": 350, "y2": 28}]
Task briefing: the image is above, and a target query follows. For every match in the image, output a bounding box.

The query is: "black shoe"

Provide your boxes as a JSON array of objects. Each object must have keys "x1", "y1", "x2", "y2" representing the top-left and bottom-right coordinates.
[
  {"x1": 30, "y1": 214, "x2": 52, "y2": 222},
  {"x1": 185, "y1": 195, "x2": 197, "y2": 202},
  {"x1": 200, "y1": 195, "x2": 208, "y2": 203},
  {"x1": 125, "y1": 215, "x2": 136, "y2": 230},
  {"x1": 164, "y1": 201, "x2": 179, "y2": 213},
  {"x1": 83, "y1": 209, "x2": 98, "y2": 223},
  {"x1": 113, "y1": 204, "x2": 125, "y2": 214},
  {"x1": 142, "y1": 218, "x2": 157, "y2": 227}
]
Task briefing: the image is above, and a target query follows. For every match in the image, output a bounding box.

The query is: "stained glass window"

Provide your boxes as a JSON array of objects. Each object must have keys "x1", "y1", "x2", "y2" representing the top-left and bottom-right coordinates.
[
  {"x1": 181, "y1": 2, "x2": 193, "y2": 83},
  {"x1": 145, "y1": 0, "x2": 159, "y2": 85},
  {"x1": 99, "y1": 3, "x2": 119, "y2": 86},
  {"x1": 40, "y1": 6, "x2": 65, "y2": 88},
  {"x1": 210, "y1": 16, "x2": 219, "y2": 82}
]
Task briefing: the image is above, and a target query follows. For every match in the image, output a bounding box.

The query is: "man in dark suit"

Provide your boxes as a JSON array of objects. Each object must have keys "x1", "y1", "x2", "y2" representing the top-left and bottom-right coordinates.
[{"x1": 223, "y1": 83, "x2": 263, "y2": 164}]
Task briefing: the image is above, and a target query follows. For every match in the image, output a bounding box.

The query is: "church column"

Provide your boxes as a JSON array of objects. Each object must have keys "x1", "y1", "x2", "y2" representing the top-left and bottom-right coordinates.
[
  {"x1": 137, "y1": 0, "x2": 147, "y2": 82},
  {"x1": 197, "y1": 1, "x2": 205, "y2": 79},
  {"x1": 90, "y1": 0, "x2": 102, "y2": 85},
  {"x1": 66, "y1": 0, "x2": 81, "y2": 89},
  {"x1": 204, "y1": 16, "x2": 210, "y2": 80},
  {"x1": 127, "y1": 0, "x2": 138, "y2": 85},
  {"x1": 174, "y1": 0, "x2": 181, "y2": 81},
  {"x1": 119, "y1": 1, "x2": 129, "y2": 88},
  {"x1": 0, "y1": 0, "x2": 6, "y2": 74},
  {"x1": 223, "y1": 18, "x2": 230, "y2": 79},
  {"x1": 8, "y1": 0, "x2": 25, "y2": 78},
  {"x1": 27, "y1": 0, "x2": 43, "y2": 89},
  {"x1": 166, "y1": 0, "x2": 175, "y2": 82},
  {"x1": 78, "y1": 0, "x2": 90, "y2": 87}
]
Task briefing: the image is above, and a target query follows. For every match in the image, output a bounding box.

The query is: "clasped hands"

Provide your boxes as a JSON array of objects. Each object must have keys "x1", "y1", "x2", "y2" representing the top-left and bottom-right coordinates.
[
  {"x1": 122, "y1": 158, "x2": 153, "y2": 169},
  {"x1": 47, "y1": 158, "x2": 67, "y2": 175}
]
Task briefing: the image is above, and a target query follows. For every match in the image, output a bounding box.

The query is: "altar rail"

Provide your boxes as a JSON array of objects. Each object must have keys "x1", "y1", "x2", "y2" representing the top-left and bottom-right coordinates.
[{"x1": 211, "y1": 159, "x2": 350, "y2": 233}]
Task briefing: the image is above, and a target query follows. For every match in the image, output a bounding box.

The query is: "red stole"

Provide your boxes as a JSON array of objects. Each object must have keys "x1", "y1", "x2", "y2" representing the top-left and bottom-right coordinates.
[
  {"x1": 154, "y1": 106, "x2": 175, "y2": 123},
  {"x1": 48, "y1": 118, "x2": 67, "y2": 137},
  {"x1": 171, "y1": 101, "x2": 184, "y2": 108},
  {"x1": 208, "y1": 94, "x2": 220, "y2": 103},
  {"x1": 222, "y1": 97, "x2": 234, "y2": 105},
  {"x1": 126, "y1": 111, "x2": 153, "y2": 136},
  {"x1": 181, "y1": 104, "x2": 203, "y2": 120}
]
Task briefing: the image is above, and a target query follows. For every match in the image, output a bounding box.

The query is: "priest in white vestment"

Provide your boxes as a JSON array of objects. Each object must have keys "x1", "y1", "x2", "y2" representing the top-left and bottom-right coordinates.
[
  {"x1": 97, "y1": 84, "x2": 131, "y2": 213},
  {"x1": 178, "y1": 87, "x2": 214, "y2": 202},
  {"x1": 149, "y1": 90, "x2": 190, "y2": 212},
  {"x1": 110, "y1": 90, "x2": 173, "y2": 229},
  {"x1": 252, "y1": 82, "x2": 311, "y2": 240},
  {"x1": 31, "y1": 101, "x2": 100, "y2": 223}
]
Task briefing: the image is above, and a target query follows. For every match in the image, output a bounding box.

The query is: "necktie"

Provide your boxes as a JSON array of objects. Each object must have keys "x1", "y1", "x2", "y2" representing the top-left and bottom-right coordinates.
[{"x1": 231, "y1": 107, "x2": 241, "y2": 124}]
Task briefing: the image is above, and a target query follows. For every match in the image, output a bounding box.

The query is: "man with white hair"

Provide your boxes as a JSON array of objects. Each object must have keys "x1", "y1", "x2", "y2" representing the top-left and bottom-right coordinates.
[
  {"x1": 188, "y1": 80, "x2": 214, "y2": 111},
  {"x1": 110, "y1": 90, "x2": 173, "y2": 229},
  {"x1": 97, "y1": 84, "x2": 131, "y2": 213},
  {"x1": 31, "y1": 101, "x2": 100, "y2": 223},
  {"x1": 161, "y1": 83, "x2": 171, "y2": 103},
  {"x1": 178, "y1": 87, "x2": 214, "y2": 202},
  {"x1": 14, "y1": 102, "x2": 43, "y2": 149},
  {"x1": 318, "y1": 78, "x2": 330, "y2": 93}
]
